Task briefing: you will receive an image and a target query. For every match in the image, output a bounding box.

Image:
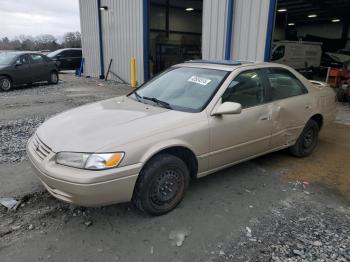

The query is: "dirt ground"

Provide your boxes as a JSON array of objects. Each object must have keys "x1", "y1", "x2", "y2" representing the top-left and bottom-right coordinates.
[
  {"x1": 0, "y1": 74, "x2": 349, "y2": 261},
  {"x1": 259, "y1": 122, "x2": 350, "y2": 201}
]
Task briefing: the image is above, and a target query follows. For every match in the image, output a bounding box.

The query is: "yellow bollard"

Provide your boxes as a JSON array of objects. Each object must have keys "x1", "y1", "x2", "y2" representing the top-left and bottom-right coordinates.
[{"x1": 130, "y1": 57, "x2": 137, "y2": 88}]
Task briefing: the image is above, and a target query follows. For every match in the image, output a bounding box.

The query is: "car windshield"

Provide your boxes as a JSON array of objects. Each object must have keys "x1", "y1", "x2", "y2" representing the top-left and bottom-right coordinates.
[
  {"x1": 0, "y1": 53, "x2": 17, "y2": 65},
  {"x1": 130, "y1": 67, "x2": 229, "y2": 112},
  {"x1": 47, "y1": 50, "x2": 61, "y2": 58}
]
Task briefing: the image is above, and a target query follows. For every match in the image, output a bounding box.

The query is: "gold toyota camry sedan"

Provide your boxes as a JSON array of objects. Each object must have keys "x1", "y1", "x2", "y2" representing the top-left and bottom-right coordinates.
[{"x1": 27, "y1": 60, "x2": 336, "y2": 215}]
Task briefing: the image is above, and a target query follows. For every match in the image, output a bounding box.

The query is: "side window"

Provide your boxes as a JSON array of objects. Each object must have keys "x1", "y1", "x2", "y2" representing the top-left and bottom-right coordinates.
[
  {"x1": 16, "y1": 55, "x2": 30, "y2": 64},
  {"x1": 59, "y1": 51, "x2": 69, "y2": 57},
  {"x1": 266, "y1": 68, "x2": 308, "y2": 101},
  {"x1": 222, "y1": 70, "x2": 265, "y2": 108},
  {"x1": 29, "y1": 54, "x2": 44, "y2": 63},
  {"x1": 72, "y1": 50, "x2": 82, "y2": 57},
  {"x1": 42, "y1": 55, "x2": 50, "y2": 62},
  {"x1": 271, "y1": 45, "x2": 285, "y2": 61}
]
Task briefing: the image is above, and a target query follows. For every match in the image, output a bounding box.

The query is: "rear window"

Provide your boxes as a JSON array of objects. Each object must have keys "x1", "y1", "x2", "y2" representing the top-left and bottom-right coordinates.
[{"x1": 47, "y1": 50, "x2": 61, "y2": 58}]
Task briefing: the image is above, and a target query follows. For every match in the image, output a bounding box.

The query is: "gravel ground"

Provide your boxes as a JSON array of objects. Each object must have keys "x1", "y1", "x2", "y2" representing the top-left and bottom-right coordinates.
[
  {"x1": 1, "y1": 81, "x2": 66, "y2": 98},
  {"x1": 215, "y1": 193, "x2": 350, "y2": 262},
  {"x1": 0, "y1": 117, "x2": 47, "y2": 163},
  {"x1": 0, "y1": 74, "x2": 130, "y2": 164}
]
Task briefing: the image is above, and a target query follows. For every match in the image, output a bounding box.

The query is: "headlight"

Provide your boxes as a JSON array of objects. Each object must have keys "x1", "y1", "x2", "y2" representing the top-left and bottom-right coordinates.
[{"x1": 56, "y1": 152, "x2": 124, "y2": 170}]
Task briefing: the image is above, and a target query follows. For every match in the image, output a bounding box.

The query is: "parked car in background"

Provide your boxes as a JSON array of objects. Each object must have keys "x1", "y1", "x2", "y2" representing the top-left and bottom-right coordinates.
[
  {"x1": 47, "y1": 48, "x2": 82, "y2": 71},
  {"x1": 40, "y1": 50, "x2": 51, "y2": 55},
  {"x1": 338, "y1": 49, "x2": 350, "y2": 56},
  {"x1": 27, "y1": 60, "x2": 336, "y2": 215},
  {"x1": 271, "y1": 41, "x2": 322, "y2": 72},
  {"x1": 0, "y1": 51, "x2": 59, "y2": 91}
]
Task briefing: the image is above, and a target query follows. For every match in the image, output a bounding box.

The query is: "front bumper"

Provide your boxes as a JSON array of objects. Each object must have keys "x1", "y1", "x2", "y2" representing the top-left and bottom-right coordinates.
[{"x1": 26, "y1": 136, "x2": 142, "y2": 207}]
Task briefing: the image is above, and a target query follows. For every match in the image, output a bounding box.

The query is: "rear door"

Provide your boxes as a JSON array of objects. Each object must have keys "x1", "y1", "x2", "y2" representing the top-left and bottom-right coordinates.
[
  {"x1": 208, "y1": 69, "x2": 272, "y2": 170},
  {"x1": 13, "y1": 54, "x2": 33, "y2": 84},
  {"x1": 28, "y1": 54, "x2": 49, "y2": 82},
  {"x1": 262, "y1": 67, "x2": 312, "y2": 149}
]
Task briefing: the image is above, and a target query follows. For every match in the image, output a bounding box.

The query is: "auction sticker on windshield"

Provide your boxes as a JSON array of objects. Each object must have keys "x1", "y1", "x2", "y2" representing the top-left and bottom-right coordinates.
[{"x1": 188, "y1": 76, "x2": 212, "y2": 86}]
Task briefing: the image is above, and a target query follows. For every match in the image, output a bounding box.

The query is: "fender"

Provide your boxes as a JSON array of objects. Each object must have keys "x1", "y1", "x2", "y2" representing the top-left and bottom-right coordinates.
[{"x1": 140, "y1": 138, "x2": 199, "y2": 164}]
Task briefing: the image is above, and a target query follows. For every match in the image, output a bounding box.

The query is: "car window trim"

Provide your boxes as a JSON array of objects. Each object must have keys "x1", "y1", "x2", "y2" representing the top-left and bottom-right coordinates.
[{"x1": 261, "y1": 67, "x2": 309, "y2": 103}]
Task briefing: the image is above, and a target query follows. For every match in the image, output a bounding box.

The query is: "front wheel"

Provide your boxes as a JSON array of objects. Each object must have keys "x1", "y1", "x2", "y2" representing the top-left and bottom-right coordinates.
[
  {"x1": 289, "y1": 119, "x2": 319, "y2": 158},
  {"x1": 48, "y1": 71, "x2": 59, "y2": 85},
  {"x1": 133, "y1": 154, "x2": 190, "y2": 216},
  {"x1": 0, "y1": 76, "x2": 13, "y2": 91}
]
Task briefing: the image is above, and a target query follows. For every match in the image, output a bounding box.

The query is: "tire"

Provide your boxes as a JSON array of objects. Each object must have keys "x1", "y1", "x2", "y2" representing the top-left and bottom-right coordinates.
[
  {"x1": 132, "y1": 154, "x2": 190, "y2": 216},
  {"x1": 0, "y1": 76, "x2": 13, "y2": 91},
  {"x1": 48, "y1": 71, "x2": 59, "y2": 85},
  {"x1": 289, "y1": 119, "x2": 319, "y2": 158}
]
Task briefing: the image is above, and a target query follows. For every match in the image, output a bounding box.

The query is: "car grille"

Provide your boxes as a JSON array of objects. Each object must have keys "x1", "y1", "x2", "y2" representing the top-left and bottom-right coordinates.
[{"x1": 31, "y1": 135, "x2": 52, "y2": 160}]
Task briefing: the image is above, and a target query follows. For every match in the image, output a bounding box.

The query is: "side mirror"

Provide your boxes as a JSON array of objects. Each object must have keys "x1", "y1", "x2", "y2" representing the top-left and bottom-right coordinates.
[
  {"x1": 213, "y1": 102, "x2": 242, "y2": 116},
  {"x1": 56, "y1": 55, "x2": 61, "y2": 60}
]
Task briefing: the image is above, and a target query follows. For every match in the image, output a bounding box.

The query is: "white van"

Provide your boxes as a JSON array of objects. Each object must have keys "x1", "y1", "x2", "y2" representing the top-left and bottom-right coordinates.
[{"x1": 271, "y1": 41, "x2": 322, "y2": 70}]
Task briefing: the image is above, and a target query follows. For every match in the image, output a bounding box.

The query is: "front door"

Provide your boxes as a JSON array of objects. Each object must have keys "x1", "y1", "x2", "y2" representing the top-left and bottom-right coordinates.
[{"x1": 209, "y1": 69, "x2": 272, "y2": 170}]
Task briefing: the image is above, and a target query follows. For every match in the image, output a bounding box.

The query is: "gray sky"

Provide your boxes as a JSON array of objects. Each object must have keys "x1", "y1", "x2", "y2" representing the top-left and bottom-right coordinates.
[{"x1": 0, "y1": 0, "x2": 80, "y2": 39}]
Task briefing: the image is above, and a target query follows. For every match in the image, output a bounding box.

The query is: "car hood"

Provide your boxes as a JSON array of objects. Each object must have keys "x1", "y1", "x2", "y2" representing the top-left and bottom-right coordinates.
[
  {"x1": 36, "y1": 96, "x2": 196, "y2": 153},
  {"x1": 0, "y1": 65, "x2": 9, "y2": 70}
]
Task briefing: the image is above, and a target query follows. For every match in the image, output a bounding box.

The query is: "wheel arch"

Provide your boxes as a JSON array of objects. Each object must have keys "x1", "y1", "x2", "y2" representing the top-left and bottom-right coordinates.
[
  {"x1": 0, "y1": 74, "x2": 13, "y2": 82},
  {"x1": 140, "y1": 143, "x2": 199, "y2": 180},
  {"x1": 310, "y1": 113, "x2": 323, "y2": 130}
]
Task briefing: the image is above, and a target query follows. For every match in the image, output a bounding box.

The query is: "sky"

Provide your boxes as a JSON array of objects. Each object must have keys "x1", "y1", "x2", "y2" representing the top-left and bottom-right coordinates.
[{"x1": 0, "y1": 0, "x2": 80, "y2": 39}]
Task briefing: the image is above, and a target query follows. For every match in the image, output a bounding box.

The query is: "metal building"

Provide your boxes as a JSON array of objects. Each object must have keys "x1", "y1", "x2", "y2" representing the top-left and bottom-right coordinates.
[{"x1": 79, "y1": 0, "x2": 276, "y2": 84}]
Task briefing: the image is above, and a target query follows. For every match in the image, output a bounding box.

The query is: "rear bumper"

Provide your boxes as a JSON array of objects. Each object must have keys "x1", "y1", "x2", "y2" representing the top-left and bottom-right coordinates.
[{"x1": 26, "y1": 137, "x2": 141, "y2": 207}]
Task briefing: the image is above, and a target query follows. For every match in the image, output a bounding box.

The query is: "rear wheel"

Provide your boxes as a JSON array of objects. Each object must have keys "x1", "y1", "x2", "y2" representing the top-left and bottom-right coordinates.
[
  {"x1": 49, "y1": 71, "x2": 59, "y2": 85},
  {"x1": 289, "y1": 119, "x2": 319, "y2": 157},
  {"x1": 133, "y1": 154, "x2": 190, "y2": 216},
  {"x1": 0, "y1": 76, "x2": 12, "y2": 91}
]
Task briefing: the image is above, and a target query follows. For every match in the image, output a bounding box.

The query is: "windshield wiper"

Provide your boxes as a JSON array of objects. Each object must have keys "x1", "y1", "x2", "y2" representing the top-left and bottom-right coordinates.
[
  {"x1": 134, "y1": 91, "x2": 143, "y2": 102},
  {"x1": 142, "y1": 96, "x2": 172, "y2": 109}
]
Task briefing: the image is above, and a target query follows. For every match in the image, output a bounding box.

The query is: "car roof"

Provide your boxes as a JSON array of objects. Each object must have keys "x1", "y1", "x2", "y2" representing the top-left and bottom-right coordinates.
[
  {"x1": 54, "y1": 48, "x2": 82, "y2": 51},
  {"x1": 176, "y1": 60, "x2": 285, "y2": 72},
  {"x1": 1, "y1": 51, "x2": 42, "y2": 56}
]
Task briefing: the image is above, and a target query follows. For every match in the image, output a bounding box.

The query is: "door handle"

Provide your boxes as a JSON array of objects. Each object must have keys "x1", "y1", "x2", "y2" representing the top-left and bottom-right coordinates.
[
  {"x1": 305, "y1": 105, "x2": 311, "y2": 109},
  {"x1": 260, "y1": 115, "x2": 269, "y2": 121}
]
